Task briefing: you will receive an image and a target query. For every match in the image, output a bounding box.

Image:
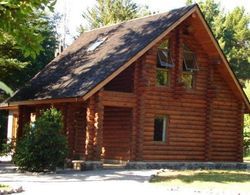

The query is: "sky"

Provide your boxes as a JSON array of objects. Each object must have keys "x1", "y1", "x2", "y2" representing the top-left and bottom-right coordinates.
[{"x1": 55, "y1": 0, "x2": 250, "y2": 44}]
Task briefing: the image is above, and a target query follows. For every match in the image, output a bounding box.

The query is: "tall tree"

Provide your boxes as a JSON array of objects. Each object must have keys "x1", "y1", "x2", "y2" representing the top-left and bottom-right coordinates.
[
  {"x1": 244, "y1": 81, "x2": 250, "y2": 155},
  {"x1": 0, "y1": 14, "x2": 58, "y2": 91},
  {"x1": 0, "y1": 1, "x2": 58, "y2": 153},
  {"x1": 186, "y1": 0, "x2": 250, "y2": 80},
  {"x1": 223, "y1": 7, "x2": 250, "y2": 79},
  {"x1": 0, "y1": 0, "x2": 56, "y2": 58},
  {"x1": 0, "y1": 0, "x2": 57, "y2": 95},
  {"x1": 81, "y1": 0, "x2": 150, "y2": 31}
]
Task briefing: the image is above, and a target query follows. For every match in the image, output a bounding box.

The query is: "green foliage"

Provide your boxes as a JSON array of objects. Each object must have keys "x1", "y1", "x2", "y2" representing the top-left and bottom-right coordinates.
[
  {"x1": 0, "y1": 81, "x2": 13, "y2": 96},
  {"x1": 0, "y1": 4, "x2": 57, "y2": 152},
  {"x1": 185, "y1": 0, "x2": 193, "y2": 5},
  {"x1": 0, "y1": 110, "x2": 7, "y2": 153},
  {"x1": 0, "y1": 14, "x2": 58, "y2": 90},
  {"x1": 0, "y1": 138, "x2": 15, "y2": 157},
  {"x1": 13, "y1": 108, "x2": 68, "y2": 172},
  {"x1": 243, "y1": 81, "x2": 250, "y2": 155},
  {"x1": 0, "y1": 0, "x2": 56, "y2": 58},
  {"x1": 196, "y1": 0, "x2": 250, "y2": 80},
  {"x1": 21, "y1": 14, "x2": 59, "y2": 84},
  {"x1": 80, "y1": 0, "x2": 150, "y2": 31},
  {"x1": 223, "y1": 7, "x2": 250, "y2": 79}
]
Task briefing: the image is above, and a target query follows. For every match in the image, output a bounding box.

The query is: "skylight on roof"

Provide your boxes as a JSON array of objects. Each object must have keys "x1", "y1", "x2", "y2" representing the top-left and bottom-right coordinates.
[{"x1": 87, "y1": 36, "x2": 108, "y2": 52}]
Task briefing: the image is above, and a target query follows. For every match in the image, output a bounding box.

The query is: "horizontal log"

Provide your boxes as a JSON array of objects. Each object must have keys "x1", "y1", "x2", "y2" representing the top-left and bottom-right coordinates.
[
  {"x1": 168, "y1": 141, "x2": 204, "y2": 147},
  {"x1": 143, "y1": 150, "x2": 204, "y2": 156},
  {"x1": 143, "y1": 145, "x2": 204, "y2": 151},
  {"x1": 102, "y1": 91, "x2": 136, "y2": 107},
  {"x1": 143, "y1": 155, "x2": 205, "y2": 161}
]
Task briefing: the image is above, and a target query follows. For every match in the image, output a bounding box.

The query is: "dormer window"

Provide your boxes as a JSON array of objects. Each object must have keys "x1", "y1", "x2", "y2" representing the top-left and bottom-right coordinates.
[
  {"x1": 156, "y1": 40, "x2": 174, "y2": 86},
  {"x1": 182, "y1": 44, "x2": 198, "y2": 89}
]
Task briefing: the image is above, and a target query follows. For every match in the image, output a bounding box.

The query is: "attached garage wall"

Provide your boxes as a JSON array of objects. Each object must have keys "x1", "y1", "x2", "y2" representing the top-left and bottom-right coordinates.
[{"x1": 103, "y1": 106, "x2": 132, "y2": 161}]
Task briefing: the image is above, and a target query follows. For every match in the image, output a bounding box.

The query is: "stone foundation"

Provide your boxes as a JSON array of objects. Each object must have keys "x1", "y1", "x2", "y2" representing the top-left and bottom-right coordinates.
[
  {"x1": 70, "y1": 161, "x2": 250, "y2": 171},
  {"x1": 84, "y1": 161, "x2": 103, "y2": 170},
  {"x1": 125, "y1": 161, "x2": 250, "y2": 170}
]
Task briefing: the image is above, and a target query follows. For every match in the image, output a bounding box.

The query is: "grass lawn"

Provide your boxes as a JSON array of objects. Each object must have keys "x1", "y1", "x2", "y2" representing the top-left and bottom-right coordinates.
[
  {"x1": 244, "y1": 155, "x2": 250, "y2": 163},
  {"x1": 150, "y1": 170, "x2": 250, "y2": 193},
  {"x1": 0, "y1": 184, "x2": 10, "y2": 191}
]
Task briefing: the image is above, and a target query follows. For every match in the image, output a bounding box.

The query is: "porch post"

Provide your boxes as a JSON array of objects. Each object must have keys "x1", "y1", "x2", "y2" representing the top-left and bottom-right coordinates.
[
  {"x1": 85, "y1": 92, "x2": 104, "y2": 161},
  {"x1": 133, "y1": 60, "x2": 145, "y2": 161},
  {"x1": 93, "y1": 91, "x2": 104, "y2": 161},
  {"x1": 7, "y1": 111, "x2": 14, "y2": 141},
  {"x1": 17, "y1": 106, "x2": 31, "y2": 139}
]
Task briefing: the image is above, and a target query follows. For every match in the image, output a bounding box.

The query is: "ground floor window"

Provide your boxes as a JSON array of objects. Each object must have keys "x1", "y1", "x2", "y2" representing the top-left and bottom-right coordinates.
[{"x1": 154, "y1": 115, "x2": 168, "y2": 142}]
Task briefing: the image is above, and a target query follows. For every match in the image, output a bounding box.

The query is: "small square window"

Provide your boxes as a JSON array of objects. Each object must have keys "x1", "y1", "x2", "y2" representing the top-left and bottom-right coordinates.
[
  {"x1": 154, "y1": 115, "x2": 168, "y2": 142},
  {"x1": 182, "y1": 72, "x2": 194, "y2": 89},
  {"x1": 156, "y1": 69, "x2": 169, "y2": 86}
]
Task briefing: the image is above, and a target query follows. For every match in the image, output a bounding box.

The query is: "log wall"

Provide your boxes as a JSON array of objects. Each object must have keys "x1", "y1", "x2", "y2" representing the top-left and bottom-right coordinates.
[
  {"x1": 209, "y1": 71, "x2": 243, "y2": 161},
  {"x1": 104, "y1": 65, "x2": 134, "y2": 92},
  {"x1": 103, "y1": 106, "x2": 132, "y2": 161},
  {"x1": 131, "y1": 25, "x2": 243, "y2": 162}
]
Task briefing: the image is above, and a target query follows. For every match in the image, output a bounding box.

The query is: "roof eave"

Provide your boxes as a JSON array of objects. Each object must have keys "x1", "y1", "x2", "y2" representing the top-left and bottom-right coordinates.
[{"x1": 0, "y1": 96, "x2": 84, "y2": 109}]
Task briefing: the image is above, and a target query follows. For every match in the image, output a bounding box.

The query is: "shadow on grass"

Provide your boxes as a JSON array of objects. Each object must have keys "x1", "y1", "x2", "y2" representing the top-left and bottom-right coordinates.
[{"x1": 150, "y1": 171, "x2": 250, "y2": 184}]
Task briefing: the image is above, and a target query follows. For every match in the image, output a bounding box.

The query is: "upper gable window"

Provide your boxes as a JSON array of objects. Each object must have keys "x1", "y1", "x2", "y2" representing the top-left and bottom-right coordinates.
[
  {"x1": 182, "y1": 44, "x2": 198, "y2": 89},
  {"x1": 183, "y1": 45, "x2": 198, "y2": 71},
  {"x1": 156, "y1": 40, "x2": 174, "y2": 86}
]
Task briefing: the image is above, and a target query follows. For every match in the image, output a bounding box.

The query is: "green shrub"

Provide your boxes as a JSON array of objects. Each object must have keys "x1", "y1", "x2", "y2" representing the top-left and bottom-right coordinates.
[
  {"x1": 0, "y1": 138, "x2": 15, "y2": 157},
  {"x1": 244, "y1": 129, "x2": 250, "y2": 156},
  {"x1": 0, "y1": 110, "x2": 8, "y2": 153},
  {"x1": 244, "y1": 81, "x2": 250, "y2": 156},
  {"x1": 13, "y1": 108, "x2": 68, "y2": 172}
]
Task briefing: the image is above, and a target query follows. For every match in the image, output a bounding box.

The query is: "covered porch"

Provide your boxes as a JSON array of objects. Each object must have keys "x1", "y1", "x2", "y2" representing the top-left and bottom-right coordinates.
[{"x1": 6, "y1": 90, "x2": 140, "y2": 166}]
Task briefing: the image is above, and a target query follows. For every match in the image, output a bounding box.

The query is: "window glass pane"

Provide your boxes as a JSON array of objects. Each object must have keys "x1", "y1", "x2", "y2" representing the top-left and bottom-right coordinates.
[
  {"x1": 183, "y1": 44, "x2": 198, "y2": 71},
  {"x1": 157, "y1": 49, "x2": 173, "y2": 68},
  {"x1": 157, "y1": 40, "x2": 174, "y2": 68},
  {"x1": 156, "y1": 69, "x2": 169, "y2": 86},
  {"x1": 154, "y1": 116, "x2": 167, "y2": 142},
  {"x1": 182, "y1": 73, "x2": 193, "y2": 89},
  {"x1": 158, "y1": 40, "x2": 169, "y2": 49}
]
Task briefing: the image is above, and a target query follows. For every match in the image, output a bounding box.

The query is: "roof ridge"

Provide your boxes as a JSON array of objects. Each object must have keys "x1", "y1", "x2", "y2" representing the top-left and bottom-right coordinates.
[{"x1": 80, "y1": 4, "x2": 197, "y2": 35}]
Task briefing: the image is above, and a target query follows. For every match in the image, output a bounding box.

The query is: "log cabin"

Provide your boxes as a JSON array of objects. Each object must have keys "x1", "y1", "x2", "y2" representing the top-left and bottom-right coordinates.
[{"x1": 1, "y1": 4, "x2": 250, "y2": 165}]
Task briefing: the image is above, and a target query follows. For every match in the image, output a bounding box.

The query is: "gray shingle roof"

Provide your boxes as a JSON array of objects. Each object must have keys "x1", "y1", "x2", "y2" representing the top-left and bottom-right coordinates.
[{"x1": 9, "y1": 4, "x2": 196, "y2": 102}]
